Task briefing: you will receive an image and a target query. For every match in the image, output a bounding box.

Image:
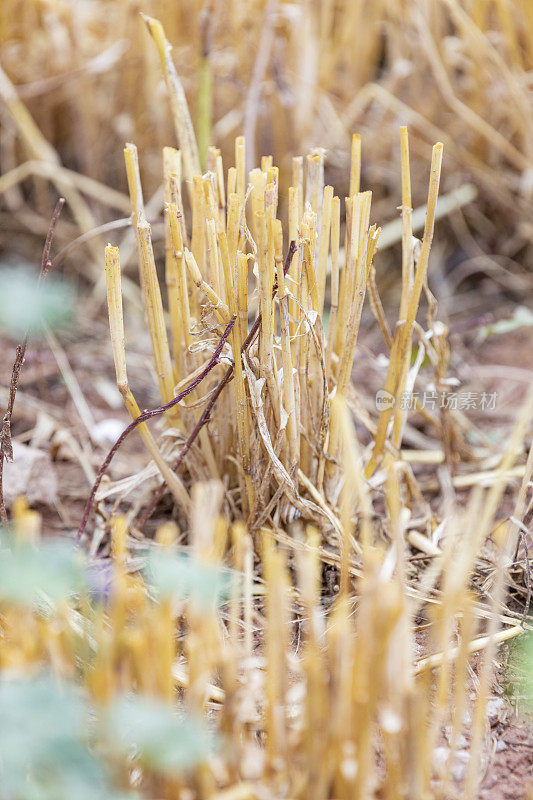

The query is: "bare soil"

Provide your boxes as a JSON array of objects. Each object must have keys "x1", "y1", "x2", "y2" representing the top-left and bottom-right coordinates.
[{"x1": 480, "y1": 712, "x2": 533, "y2": 800}]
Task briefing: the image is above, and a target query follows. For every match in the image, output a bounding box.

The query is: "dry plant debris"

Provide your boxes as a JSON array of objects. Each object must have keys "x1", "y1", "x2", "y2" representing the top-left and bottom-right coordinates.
[{"x1": 1, "y1": 8, "x2": 532, "y2": 800}]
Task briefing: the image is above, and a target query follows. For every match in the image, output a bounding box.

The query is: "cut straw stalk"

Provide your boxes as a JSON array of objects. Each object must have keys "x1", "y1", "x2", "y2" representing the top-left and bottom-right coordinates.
[
  {"x1": 206, "y1": 217, "x2": 223, "y2": 300},
  {"x1": 104, "y1": 245, "x2": 189, "y2": 515},
  {"x1": 163, "y1": 147, "x2": 183, "y2": 373},
  {"x1": 327, "y1": 192, "x2": 373, "y2": 472},
  {"x1": 216, "y1": 226, "x2": 255, "y2": 508},
  {"x1": 287, "y1": 184, "x2": 301, "y2": 361},
  {"x1": 333, "y1": 396, "x2": 373, "y2": 594},
  {"x1": 167, "y1": 202, "x2": 192, "y2": 353},
  {"x1": 316, "y1": 184, "x2": 333, "y2": 314},
  {"x1": 226, "y1": 194, "x2": 241, "y2": 277},
  {"x1": 392, "y1": 125, "x2": 414, "y2": 448},
  {"x1": 325, "y1": 194, "x2": 340, "y2": 378},
  {"x1": 275, "y1": 218, "x2": 298, "y2": 469},
  {"x1": 142, "y1": 14, "x2": 200, "y2": 186},
  {"x1": 183, "y1": 249, "x2": 230, "y2": 323},
  {"x1": 138, "y1": 223, "x2": 176, "y2": 404},
  {"x1": 102, "y1": 124, "x2": 494, "y2": 708},
  {"x1": 414, "y1": 623, "x2": 523, "y2": 675},
  {"x1": 350, "y1": 132, "x2": 362, "y2": 196},
  {"x1": 331, "y1": 133, "x2": 362, "y2": 357},
  {"x1": 124, "y1": 144, "x2": 175, "y2": 408},
  {"x1": 182, "y1": 234, "x2": 254, "y2": 511},
  {"x1": 365, "y1": 142, "x2": 444, "y2": 477},
  {"x1": 165, "y1": 211, "x2": 219, "y2": 481},
  {"x1": 236, "y1": 251, "x2": 248, "y2": 347},
  {"x1": 255, "y1": 209, "x2": 280, "y2": 427},
  {"x1": 398, "y1": 125, "x2": 413, "y2": 321},
  {"x1": 335, "y1": 193, "x2": 374, "y2": 395}
]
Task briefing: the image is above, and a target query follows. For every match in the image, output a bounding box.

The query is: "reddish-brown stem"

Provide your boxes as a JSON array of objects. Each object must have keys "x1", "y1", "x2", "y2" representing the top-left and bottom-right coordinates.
[
  {"x1": 76, "y1": 315, "x2": 236, "y2": 540},
  {"x1": 0, "y1": 198, "x2": 64, "y2": 525},
  {"x1": 40, "y1": 198, "x2": 66, "y2": 278}
]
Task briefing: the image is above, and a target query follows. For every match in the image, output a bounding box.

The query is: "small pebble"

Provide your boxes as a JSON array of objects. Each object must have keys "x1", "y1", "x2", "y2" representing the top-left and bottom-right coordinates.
[{"x1": 486, "y1": 697, "x2": 504, "y2": 720}]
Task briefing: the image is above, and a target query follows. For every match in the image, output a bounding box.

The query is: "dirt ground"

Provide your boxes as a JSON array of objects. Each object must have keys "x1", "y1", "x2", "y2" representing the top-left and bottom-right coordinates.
[{"x1": 480, "y1": 712, "x2": 533, "y2": 800}]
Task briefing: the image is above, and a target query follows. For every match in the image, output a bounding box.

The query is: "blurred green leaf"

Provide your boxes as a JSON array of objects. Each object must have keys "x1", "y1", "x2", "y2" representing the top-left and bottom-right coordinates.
[
  {"x1": 0, "y1": 267, "x2": 73, "y2": 337},
  {"x1": 0, "y1": 675, "x2": 135, "y2": 800},
  {"x1": 0, "y1": 534, "x2": 86, "y2": 608},
  {"x1": 507, "y1": 631, "x2": 533, "y2": 710},
  {"x1": 410, "y1": 349, "x2": 430, "y2": 368},
  {"x1": 143, "y1": 550, "x2": 235, "y2": 611},
  {"x1": 103, "y1": 695, "x2": 216, "y2": 774}
]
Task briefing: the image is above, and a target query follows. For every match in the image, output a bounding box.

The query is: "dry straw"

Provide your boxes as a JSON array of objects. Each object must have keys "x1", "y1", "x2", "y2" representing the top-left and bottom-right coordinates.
[
  {"x1": 1, "y1": 0, "x2": 531, "y2": 265},
  {"x1": 67, "y1": 17, "x2": 533, "y2": 799},
  {"x1": 1, "y1": 8, "x2": 532, "y2": 800}
]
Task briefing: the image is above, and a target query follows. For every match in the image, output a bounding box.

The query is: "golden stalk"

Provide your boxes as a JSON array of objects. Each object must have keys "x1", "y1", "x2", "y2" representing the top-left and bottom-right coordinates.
[
  {"x1": 104, "y1": 244, "x2": 189, "y2": 515},
  {"x1": 316, "y1": 184, "x2": 333, "y2": 314},
  {"x1": 328, "y1": 192, "x2": 373, "y2": 470},
  {"x1": 235, "y1": 135, "x2": 246, "y2": 200},
  {"x1": 275, "y1": 218, "x2": 299, "y2": 469},
  {"x1": 13, "y1": 107, "x2": 522, "y2": 800},
  {"x1": 349, "y1": 133, "x2": 362, "y2": 196},
  {"x1": 124, "y1": 144, "x2": 175, "y2": 407},
  {"x1": 163, "y1": 147, "x2": 184, "y2": 374},
  {"x1": 392, "y1": 126, "x2": 415, "y2": 449},
  {"x1": 366, "y1": 143, "x2": 444, "y2": 477},
  {"x1": 167, "y1": 202, "x2": 192, "y2": 351},
  {"x1": 142, "y1": 14, "x2": 200, "y2": 185},
  {"x1": 325, "y1": 194, "x2": 340, "y2": 378}
]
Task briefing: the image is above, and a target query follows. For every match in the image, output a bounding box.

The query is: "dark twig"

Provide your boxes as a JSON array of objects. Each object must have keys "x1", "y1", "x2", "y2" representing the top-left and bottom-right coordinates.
[
  {"x1": 76, "y1": 315, "x2": 237, "y2": 540},
  {"x1": 40, "y1": 199, "x2": 66, "y2": 276},
  {"x1": 0, "y1": 346, "x2": 25, "y2": 524},
  {"x1": 0, "y1": 197, "x2": 64, "y2": 524},
  {"x1": 518, "y1": 532, "x2": 531, "y2": 623},
  {"x1": 137, "y1": 239, "x2": 297, "y2": 528}
]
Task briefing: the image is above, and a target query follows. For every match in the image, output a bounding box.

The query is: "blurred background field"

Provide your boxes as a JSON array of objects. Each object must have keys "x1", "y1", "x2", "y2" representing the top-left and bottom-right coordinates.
[{"x1": 1, "y1": 0, "x2": 532, "y2": 277}]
